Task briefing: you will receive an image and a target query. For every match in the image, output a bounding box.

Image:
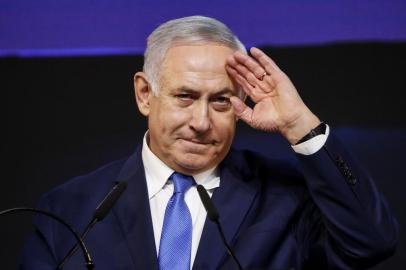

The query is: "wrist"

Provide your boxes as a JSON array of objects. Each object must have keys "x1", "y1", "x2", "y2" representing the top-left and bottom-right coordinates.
[
  {"x1": 295, "y1": 122, "x2": 326, "y2": 145},
  {"x1": 281, "y1": 113, "x2": 321, "y2": 145}
]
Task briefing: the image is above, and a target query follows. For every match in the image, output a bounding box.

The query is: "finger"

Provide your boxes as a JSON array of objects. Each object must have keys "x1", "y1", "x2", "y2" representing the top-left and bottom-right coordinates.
[
  {"x1": 250, "y1": 47, "x2": 281, "y2": 74},
  {"x1": 232, "y1": 63, "x2": 273, "y2": 94},
  {"x1": 234, "y1": 63, "x2": 259, "y2": 87},
  {"x1": 227, "y1": 65, "x2": 269, "y2": 102},
  {"x1": 235, "y1": 73, "x2": 255, "y2": 97},
  {"x1": 263, "y1": 74, "x2": 276, "y2": 90},
  {"x1": 230, "y1": 96, "x2": 254, "y2": 125},
  {"x1": 226, "y1": 65, "x2": 254, "y2": 96},
  {"x1": 233, "y1": 70, "x2": 267, "y2": 102},
  {"x1": 226, "y1": 54, "x2": 239, "y2": 67},
  {"x1": 233, "y1": 51, "x2": 268, "y2": 80}
]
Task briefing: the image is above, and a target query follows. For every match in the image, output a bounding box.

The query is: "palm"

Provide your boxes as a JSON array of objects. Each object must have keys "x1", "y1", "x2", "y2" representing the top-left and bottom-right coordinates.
[{"x1": 226, "y1": 47, "x2": 308, "y2": 134}]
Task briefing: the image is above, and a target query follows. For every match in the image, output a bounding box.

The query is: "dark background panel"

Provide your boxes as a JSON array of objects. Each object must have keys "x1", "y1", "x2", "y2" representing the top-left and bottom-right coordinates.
[{"x1": 1, "y1": 43, "x2": 406, "y2": 269}]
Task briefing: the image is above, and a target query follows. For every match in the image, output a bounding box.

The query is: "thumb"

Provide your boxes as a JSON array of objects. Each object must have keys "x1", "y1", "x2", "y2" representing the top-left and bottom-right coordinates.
[{"x1": 230, "y1": 96, "x2": 253, "y2": 125}]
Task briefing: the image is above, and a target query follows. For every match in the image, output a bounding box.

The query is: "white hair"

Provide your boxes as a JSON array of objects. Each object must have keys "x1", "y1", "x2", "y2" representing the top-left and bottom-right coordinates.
[{"x1": 143, "y1": 15, "x2": 247, "y2": 97}]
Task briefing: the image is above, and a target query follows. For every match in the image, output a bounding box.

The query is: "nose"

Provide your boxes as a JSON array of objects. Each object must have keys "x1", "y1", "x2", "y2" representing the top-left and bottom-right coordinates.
[{"x1": 189, "y1": 101, "x2": 211, "y2": 133}]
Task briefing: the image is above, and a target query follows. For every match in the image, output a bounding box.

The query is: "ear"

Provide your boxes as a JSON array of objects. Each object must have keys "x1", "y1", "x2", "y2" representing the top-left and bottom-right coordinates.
[{"x1": 134, "y1": 72, "x2": 153, "y2": 117}]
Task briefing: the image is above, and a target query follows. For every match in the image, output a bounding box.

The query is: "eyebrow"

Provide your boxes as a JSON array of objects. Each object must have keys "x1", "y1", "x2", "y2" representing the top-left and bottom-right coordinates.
[{"x1": 174, "y1": 86, "x2": 235, "y2": 96}]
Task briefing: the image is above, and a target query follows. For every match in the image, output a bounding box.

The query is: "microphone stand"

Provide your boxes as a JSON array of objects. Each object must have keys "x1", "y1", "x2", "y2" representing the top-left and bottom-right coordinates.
[
  {"x1": 0, "y1": 207, "x2": 95, "y2": 270},
  {"x1": 196, "y1": 185, "x2": 244, "y2": 270},
  {"x1": 57, "y1": 181, "x2": 127, "y2": 269}
]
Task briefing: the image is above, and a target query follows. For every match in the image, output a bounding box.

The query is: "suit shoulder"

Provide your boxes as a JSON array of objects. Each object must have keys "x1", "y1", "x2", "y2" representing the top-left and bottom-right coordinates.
[{"x1": 39, "y1": 157, "x2": 128, "y2": 210}]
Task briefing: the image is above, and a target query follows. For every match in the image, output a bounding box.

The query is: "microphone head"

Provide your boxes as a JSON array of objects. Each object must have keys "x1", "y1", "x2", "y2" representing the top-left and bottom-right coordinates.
[
  {"x1": 93, "y1": 181, "x2": 127, "y2": 221},
  {"x1": 196, "y1": 185, "x2": 219, "y2": 222}
]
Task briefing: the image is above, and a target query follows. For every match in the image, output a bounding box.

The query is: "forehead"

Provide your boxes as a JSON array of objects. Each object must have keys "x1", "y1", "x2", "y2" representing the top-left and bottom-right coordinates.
[
  {"x1": 163, "y1": 43, "x2": 235, "y2": 67},
  {"x1": 160, "y1": 43, "x2": 237, "y2": 93}
]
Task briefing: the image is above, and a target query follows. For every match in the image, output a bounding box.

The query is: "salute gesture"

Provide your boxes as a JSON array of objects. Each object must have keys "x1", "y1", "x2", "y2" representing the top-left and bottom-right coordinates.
[{"x1": 226, "y1": 47, "x2": 321, "y2": 144}]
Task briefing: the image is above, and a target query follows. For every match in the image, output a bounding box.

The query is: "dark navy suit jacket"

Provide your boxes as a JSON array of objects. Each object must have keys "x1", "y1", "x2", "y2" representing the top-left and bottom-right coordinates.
[{"x1": 19, "y1": 132, "x2": 398, "y2": 269}]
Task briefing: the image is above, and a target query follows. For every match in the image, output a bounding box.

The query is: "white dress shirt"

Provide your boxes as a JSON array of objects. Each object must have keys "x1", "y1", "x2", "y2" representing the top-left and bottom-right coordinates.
[
  {"x1": 142, "y1": 134, "x2": 220, "y2": 269},
  {"x1": 141, "y1": 126, "x2": 329, "y2": 269},
  {"x1": 292, "y1": 125, "x2": 330, "y2": 155}
]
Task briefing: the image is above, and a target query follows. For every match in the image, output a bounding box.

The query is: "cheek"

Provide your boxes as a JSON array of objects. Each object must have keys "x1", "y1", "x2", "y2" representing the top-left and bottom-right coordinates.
[
  {"x1": 212, "y1": 113, "x2": 236, "y2": 141},
  {"x1": 159, "y1": 109, "x2": 191, "y2": 131},
  {"x1": 149, "y1": 109, "x2": 192, "y2": 146}
]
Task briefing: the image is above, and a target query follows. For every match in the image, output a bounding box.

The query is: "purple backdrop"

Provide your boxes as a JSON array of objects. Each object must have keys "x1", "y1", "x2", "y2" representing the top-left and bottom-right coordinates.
[{"x1": 1, "y1": 0, "x2": 406, "y2": 57}]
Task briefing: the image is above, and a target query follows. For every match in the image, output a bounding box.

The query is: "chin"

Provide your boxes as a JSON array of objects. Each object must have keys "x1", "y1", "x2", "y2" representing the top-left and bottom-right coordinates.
[
  {"x1": 179, "y1": 161, "x2": 210, "y2": 171},
  {"x1": 175, "y1": 156, "x2": 213, "y2": 174}
]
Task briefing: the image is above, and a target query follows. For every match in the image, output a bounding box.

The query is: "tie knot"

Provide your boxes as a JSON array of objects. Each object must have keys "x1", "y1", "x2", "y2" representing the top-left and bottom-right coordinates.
[{"x1": 171, "y1": 172, "x2": 194, "y2": 194}]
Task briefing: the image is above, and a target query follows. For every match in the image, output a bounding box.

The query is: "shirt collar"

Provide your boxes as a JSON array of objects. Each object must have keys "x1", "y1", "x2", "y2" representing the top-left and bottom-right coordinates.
[{"x1": 141, "y1": 132, "x2": 220, "y2": 199}]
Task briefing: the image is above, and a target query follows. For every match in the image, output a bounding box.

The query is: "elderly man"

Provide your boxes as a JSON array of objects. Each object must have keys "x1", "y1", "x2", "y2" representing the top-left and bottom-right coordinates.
[{"x1": 20, "y1": 16, "x2": 398, "y2": 270}]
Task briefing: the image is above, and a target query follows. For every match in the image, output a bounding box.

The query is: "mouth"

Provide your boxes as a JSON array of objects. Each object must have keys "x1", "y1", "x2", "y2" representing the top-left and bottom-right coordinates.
[{"x1": 181, "y1": 138, "x2": 213, "y2": 145}]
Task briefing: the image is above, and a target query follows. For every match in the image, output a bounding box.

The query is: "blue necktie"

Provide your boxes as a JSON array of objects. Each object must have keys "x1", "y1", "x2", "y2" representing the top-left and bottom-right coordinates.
[{"x1": 159, "y1": 172, "x2": 194, "y2": 270}]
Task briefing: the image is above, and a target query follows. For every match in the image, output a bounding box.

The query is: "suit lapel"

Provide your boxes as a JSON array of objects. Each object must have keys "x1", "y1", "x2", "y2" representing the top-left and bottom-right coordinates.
[
  {"x1": 194, "y1": 151, "x2": 260, "y2": 269},
  {"x1": 110, "y1": 146, "x2": 260, "y2": 269},
  {"x1": 113, "y1": 145, "x2": 159, "y2": 270}
]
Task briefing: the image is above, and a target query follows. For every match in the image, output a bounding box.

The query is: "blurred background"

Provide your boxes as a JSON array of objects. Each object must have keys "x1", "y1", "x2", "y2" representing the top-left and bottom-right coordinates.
[{"x1": 1, "y1": 0, "x2": 405, "y2": 269}]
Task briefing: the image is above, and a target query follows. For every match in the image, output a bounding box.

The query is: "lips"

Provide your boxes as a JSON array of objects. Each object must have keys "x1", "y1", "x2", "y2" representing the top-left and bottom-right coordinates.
[
  {"x1": 189, "y1": 139, "x2": 210, "y2": 145},
  {"x1": 177, "y1": 138, "x2": 216, "y2": 153},
  {"x1": 180, "y1": 137, "x2": 214, "y2": 145},
  {"x1": 178, "y1": 136, "x2": 216, "y2": 145}
]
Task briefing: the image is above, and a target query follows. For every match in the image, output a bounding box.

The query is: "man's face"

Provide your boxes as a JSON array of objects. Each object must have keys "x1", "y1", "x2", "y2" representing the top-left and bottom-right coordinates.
[{"x1": 147, "y1": 44, "x2": 238, "y2": 175}]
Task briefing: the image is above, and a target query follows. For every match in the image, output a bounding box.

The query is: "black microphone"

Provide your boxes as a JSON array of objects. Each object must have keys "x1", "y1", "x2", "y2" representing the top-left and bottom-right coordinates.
[
  {"x1": 57, "y1": 181, "x2": 127, "y2": 269},
  {"x1": 93, "y1": 181, "x2": 128, "y2": 221},
  {"x1": 196, "y1": 185, "x2": 244, "y2": 270},
  {"x1": 0, "y1": 207, "x2": 95, "y2": 270}
]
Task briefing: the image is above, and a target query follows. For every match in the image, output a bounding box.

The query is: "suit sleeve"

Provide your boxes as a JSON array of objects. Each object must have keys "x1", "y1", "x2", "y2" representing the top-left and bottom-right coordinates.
[{"x1": 296, "y1": 131, "x2": 399, "y2": 269}]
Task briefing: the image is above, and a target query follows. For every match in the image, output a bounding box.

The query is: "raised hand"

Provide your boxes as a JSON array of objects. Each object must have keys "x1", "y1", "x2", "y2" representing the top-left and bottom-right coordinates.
[{"x1": 226, "y1": 47, "x2": 320, "y2": 144}]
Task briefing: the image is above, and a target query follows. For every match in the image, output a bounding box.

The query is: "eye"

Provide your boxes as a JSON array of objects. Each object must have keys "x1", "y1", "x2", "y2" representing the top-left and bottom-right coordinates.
[
  {"x1": 176, "y1": 93, "x2": 193, "y2": 100},
  {"x1": 214, "y1": 96, "x2": 230, "y2": 104},
  {"x1": 211, "y1": 96, "x2": 231, "y2": 111},
  {"x1": 175, "y1": 93, "x2": 195, "y2": 107}
]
